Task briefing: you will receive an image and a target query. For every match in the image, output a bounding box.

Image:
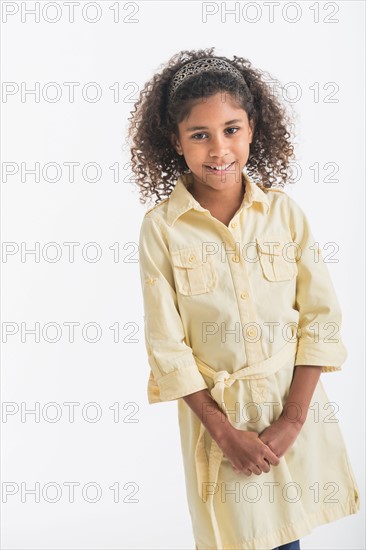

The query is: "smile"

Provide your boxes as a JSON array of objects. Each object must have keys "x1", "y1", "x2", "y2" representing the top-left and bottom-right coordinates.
[{"x1": 206, "y1": 161, "x2": 235, "y2": 172}]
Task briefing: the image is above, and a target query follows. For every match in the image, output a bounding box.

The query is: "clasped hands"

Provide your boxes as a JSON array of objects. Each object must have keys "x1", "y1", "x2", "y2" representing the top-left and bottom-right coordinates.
[{"x1": 220, "y1": 413, "x2": 304, "y2": 477}]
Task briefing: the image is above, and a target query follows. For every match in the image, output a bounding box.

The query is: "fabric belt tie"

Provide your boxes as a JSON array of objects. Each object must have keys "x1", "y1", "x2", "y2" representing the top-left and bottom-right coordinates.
[{"x1": 192, "y1": 334, "x2": 298, "y2": 550}]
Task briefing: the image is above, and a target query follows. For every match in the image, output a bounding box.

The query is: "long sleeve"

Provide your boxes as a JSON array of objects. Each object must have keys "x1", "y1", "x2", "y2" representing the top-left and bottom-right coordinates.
[
  {"x1": 287, "y1": 196, "x2": 347, "y2": 371},
  {"x1": 138, "y1": 214, "x2": 208, "y2": 403}
]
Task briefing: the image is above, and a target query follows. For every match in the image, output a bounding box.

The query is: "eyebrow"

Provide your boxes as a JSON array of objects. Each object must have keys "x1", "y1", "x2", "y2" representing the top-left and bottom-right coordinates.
[{"x1": 185, "y1": 119, "x2": 243, "y2": 132}]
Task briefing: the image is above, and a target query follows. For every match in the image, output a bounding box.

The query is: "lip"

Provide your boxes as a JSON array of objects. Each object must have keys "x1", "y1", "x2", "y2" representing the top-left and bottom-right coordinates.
[{"x1": 205, "y1": 161, "x2": 235, "y2": 174}]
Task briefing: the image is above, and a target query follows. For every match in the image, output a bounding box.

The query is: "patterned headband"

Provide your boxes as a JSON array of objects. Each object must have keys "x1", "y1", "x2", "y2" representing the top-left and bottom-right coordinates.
[{"x1": 168, "y1": 57, "x2": 247, "y2": 100}]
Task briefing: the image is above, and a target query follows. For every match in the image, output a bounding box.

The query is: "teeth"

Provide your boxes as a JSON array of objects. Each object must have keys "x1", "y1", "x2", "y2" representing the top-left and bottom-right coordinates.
[{"x1": 209, "y1": 162, "x2": 233, "y2": 171}]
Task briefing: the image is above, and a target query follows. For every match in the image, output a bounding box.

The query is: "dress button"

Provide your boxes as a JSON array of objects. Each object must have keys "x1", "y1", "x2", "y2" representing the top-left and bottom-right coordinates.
[
  {"x1": 189, "y1": 255, "x2": 195, "y2": 262},
  {"x1": 232, "y1": 256, "x2": 240, "y2": 263},
  {"x1": 240, "y1": 291, "x2": 248, "y2": 299},
  {"x1": 231, "y1": 221, "x2": 237, "y2": 228},
  {"x1": 247, "y1": 328, "x2": 256, "y2": 338}
]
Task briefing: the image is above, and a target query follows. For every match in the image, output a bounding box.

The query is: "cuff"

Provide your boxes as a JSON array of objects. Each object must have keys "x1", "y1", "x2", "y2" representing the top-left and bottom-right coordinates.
[
  {"x1": 295, "y1": 342, "x2": 347, "y2": 372},
  {"x1": 147, "y1": 364, "x2": 209, "y2": 404}
]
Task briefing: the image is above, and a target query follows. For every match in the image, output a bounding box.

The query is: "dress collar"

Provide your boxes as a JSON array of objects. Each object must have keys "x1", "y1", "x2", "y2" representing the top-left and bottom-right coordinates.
[{"x1": 166, "y1": 170, "x2": 270, "y2": 226}]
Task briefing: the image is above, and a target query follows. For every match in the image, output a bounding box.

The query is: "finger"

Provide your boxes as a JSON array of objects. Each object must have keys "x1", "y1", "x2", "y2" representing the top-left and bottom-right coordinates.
[
  {"x1": 258, "y1": 436, "x2": 272, "y2": 449},
  {"x1": 263, "y1": 447, "x2": 280, "y2": 466},
  {"x1": 260, "y1": 459, "x2": 271, "y2": 473},
  {"x1": 265, "y1": 448, "x2": 280, "y2": 465},
  {"x1": 268, "y1": 454, "x2": 280, "y2": 466}
]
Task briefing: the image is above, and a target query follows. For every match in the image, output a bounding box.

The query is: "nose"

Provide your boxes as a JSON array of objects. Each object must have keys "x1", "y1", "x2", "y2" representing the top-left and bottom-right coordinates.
[{"x1": 209, "y1": 133, "x2": 229, "y2": 159}]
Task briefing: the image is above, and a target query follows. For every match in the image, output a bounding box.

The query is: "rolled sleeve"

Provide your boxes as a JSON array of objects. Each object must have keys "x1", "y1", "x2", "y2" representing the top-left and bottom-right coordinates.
[
  {"x1": 138, "y1": 215, "x2": 208, "y2": 403},
  {"x1": 288, "y1": 196, "x2": 347, "y2": 372}
]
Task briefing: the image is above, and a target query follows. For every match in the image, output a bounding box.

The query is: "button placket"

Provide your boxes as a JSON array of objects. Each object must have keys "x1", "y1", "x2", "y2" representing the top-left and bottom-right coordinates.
[{"x1": 223, "y1": 231, "x2": 264, "y2": 365}]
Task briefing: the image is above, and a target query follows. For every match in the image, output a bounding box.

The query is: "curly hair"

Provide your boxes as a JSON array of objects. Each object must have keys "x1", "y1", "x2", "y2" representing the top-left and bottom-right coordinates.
[{"x1": 127, "y1": 47, "x2": 297, "y2": 205}]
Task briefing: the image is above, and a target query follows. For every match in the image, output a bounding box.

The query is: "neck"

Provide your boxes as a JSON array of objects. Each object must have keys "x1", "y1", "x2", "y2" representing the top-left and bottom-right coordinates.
[{"x1": 188, "y1": 174, "x2": 246, "y2": 210}]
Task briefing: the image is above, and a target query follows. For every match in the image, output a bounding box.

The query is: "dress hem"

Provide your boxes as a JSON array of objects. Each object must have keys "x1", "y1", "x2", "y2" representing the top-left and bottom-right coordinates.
[{"x1": 195, "y1": 492, "x2": 360, "y2": 550}]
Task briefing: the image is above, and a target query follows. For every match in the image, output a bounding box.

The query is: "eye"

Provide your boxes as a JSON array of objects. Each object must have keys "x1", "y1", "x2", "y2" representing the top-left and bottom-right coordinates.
[
  {"x1": 191, "y1": 127, "x2": 240, "y2": 140},
  {"x1": 191, "y1": 132, "x2": 207, "y2": 140}
]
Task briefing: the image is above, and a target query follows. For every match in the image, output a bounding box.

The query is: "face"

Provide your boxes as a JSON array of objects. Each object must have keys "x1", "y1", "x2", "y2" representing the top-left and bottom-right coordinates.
[{"x1": 171, "y1": 92, "x2": 254, "y2": 193}]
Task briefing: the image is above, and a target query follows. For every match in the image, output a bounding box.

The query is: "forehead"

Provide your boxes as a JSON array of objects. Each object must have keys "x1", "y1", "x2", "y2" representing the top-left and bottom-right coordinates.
[{"x1": 179, "y1": 93, "x2": 248, "y2": 127}]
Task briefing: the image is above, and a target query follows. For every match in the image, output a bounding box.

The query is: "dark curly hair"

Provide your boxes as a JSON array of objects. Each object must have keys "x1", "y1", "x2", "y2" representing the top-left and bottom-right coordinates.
[{"x1": 127, "y1": 47, "x2": 297, "y2": 205}]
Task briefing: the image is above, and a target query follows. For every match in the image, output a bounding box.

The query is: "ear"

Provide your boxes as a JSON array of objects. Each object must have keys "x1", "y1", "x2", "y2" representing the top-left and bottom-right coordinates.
[
  {"x1": 171, "y1": 133, "x2": 183, "y2": 155},
  {"x1": 248, "y1": 118, "x2": 255, "y2": 144}
]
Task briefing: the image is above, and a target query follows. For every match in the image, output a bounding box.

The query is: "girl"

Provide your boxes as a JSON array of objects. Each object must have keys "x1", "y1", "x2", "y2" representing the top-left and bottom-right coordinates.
[{"x1": 128, "y1": 48, "x2": 360, "y2": 550}]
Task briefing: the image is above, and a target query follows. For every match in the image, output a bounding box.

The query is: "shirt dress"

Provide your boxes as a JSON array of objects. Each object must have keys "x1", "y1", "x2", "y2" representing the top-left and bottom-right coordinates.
[{"x1": 138, "y1": 170, "x2": 360, "y2": 550}]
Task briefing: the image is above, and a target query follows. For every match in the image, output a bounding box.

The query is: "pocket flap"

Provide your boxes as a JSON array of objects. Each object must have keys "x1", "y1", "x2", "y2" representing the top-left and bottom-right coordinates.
[
  {"x1": 256, "y1": 235, "x2": 299, "y2": 262},
  {"x1": 256, "y1": 236, "x2": 283, "y2": 256},
  {"x1": 171, "y1": 246, "x2": 205, "y2": 268}
]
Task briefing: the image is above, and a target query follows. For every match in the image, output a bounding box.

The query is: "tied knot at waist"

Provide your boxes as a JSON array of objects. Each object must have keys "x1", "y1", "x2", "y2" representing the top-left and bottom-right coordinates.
[
  {"x1": 213, "y1": 370, "x2": 231, "y2": 384},
  {"x1": 211, "y1": 370, "x2": 236, "y2": 407}
]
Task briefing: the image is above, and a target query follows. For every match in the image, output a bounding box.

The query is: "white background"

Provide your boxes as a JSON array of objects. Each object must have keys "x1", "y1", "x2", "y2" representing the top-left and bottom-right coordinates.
[{"x1": 1, "y1": 1, "x2": 365, "y2": 548}]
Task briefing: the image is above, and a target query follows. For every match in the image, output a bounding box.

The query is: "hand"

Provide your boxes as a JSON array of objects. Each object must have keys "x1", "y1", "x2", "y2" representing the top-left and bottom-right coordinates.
[
  {"x1": 218, "y1": 426, "x2": 280, "y2": 477},
  {"x1": 258, "y1": 414, "x2": 303, "y2": 459}
]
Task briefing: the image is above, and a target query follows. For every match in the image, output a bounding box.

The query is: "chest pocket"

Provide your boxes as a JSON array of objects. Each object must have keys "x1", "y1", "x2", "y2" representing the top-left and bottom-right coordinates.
[
  {"x1": 171, "y1": 246, "x2": 217, "y2": 296},
  {"x1": 256, "y1": 235, "x2": 298, "y2": 282}
]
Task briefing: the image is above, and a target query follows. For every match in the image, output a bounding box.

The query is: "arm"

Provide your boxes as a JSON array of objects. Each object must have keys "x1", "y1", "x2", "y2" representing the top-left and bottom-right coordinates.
[
  {"x1": 138, "y1": 214, "x2": 208, "y2": 403},
  {"x1": 282, "y1": 364, "x2": 322, "y2": 427},
  {"x1": 183, "y1": 389, "x2": 233, "y2": 442},
  {"x1": 258, "y1": 364, "x2": 322, "y2": 458},
  {"x1": 259, "y1": 196, "x2": 347, "y2": 456},
  {"x1": 289, "y1": 195, "x2": 348, "y2": 371}
]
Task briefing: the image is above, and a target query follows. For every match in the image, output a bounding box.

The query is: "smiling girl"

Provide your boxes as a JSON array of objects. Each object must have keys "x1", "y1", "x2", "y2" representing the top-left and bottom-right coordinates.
[{"x1": 128, "y1": 48, "x2": 360, "y2": 550}]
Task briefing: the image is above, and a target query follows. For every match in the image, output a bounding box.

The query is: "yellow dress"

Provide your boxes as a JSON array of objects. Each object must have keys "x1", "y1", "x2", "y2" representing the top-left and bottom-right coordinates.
[{"x1": 138, "y1": 171, "x2": 360, "y2": 550}]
